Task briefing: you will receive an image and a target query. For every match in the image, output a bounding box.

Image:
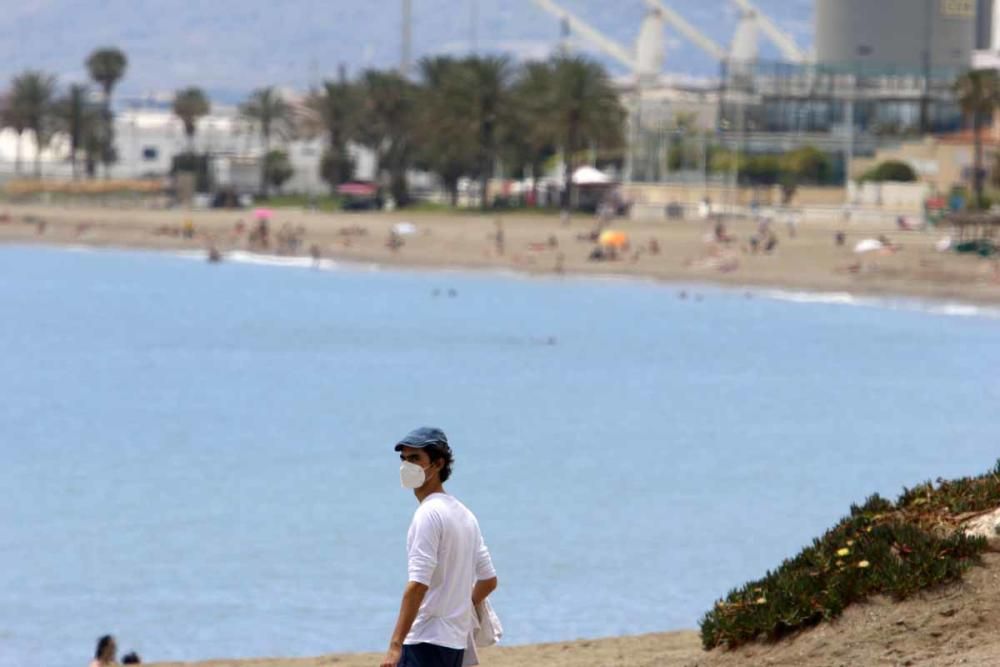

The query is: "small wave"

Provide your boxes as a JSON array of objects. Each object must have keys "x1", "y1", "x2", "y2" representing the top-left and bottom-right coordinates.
[
  {"x1": 225, "y1": 251, "x2": 330, "y2": 270},
  {"x1": 171, "y1": 249, "x2": 380, "y2": 273},
  {"x1": 761, "y1": 289, "x2": 860, "y2": 306},
  {"x1": 926, "y1": 303, "x2": 1000, "y2": 319},
  {"x1": 761, "y1": 288, "x2": 1000, "y2": 320},
  {"x1": 171, "y1": 249, "x2": 208, "y2": 260}
]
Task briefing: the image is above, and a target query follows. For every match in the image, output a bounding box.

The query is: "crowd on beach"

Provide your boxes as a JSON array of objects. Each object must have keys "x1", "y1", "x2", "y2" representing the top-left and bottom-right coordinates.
[{"x1": 4, "y1": 195, "x2": 982, "y2": 293}]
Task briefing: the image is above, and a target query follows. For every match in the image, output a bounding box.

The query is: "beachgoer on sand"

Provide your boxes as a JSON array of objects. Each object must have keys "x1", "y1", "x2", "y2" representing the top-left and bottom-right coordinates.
[
  {"x1": 493, "y1": 220, "x2": 505, "y2": 256},
  {"x1": 382, "y1": 427, "x2": 499, "y2": 667},
  {"x1": 89, "y1": 635, "x2": 116, "y2": 667}
]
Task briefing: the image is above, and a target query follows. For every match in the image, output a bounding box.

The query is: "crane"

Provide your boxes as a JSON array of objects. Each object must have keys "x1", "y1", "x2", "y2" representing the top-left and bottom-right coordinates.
[
  {"x1": 531, "y1": 0, "x2": 639, "y2": 73},
  {"x1": 641, "y1": 0, "x2": 726, "y2": 62},
  {"x1": 731, "y1": 0, "x2": 806, "y2": 63}
]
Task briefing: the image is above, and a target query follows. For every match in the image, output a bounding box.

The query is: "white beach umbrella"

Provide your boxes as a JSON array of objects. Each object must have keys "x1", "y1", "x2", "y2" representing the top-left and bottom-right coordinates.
[{"x1": 853, "y1": 239, "x2": 884, "y2": 254}]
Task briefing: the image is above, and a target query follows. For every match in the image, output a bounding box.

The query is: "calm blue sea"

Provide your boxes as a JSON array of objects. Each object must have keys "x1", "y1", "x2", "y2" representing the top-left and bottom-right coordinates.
[{"x1": 1, "y1": 246, "x2": 997, "y2": 667}]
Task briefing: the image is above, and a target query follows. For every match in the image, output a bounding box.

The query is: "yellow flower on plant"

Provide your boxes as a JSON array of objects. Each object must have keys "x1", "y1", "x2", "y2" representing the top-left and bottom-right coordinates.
[
  {"x1": 836, "y1": 547, "x2": 851, "y2": 557},
  {"x1": 857, "y1": 560, "x2": 870, "y2": 568}
]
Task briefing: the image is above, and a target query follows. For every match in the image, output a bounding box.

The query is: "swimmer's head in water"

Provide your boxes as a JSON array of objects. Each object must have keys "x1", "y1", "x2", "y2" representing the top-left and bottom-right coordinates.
[{"x1": 95, "y1": 635, "x2": 116, "y2": 661}]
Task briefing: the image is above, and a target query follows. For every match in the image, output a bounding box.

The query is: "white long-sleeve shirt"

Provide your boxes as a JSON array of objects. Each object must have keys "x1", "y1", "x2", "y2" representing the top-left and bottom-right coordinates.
[{"x1": 405, "y1": 493, "x2": 496, "y2": 650}]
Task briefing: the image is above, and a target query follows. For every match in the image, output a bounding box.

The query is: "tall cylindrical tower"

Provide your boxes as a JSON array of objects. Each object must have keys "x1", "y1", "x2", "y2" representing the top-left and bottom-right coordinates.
[{"x1": 815, "y1": 0, "x2": 975, "y2": 70}]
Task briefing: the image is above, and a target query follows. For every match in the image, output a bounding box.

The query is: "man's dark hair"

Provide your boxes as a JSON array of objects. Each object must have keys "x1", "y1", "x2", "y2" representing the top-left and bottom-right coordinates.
[
  {"x1": 122, "y1": 651, "x2": 141, "y2": 664},
  {"x1": 94, "y1": 635, "x2": 114, "y2": 660},
  {"x1": 425, "y1": 443, "x2": 454, "y2": 482}
]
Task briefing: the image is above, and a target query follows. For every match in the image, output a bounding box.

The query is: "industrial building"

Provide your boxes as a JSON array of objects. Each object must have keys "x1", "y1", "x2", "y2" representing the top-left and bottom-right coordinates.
[
  {"x1": 815, "y1": 0, "x2": 974, "y2": 71},
  {"x1": 0, "y1": 0, "x2": 994, "y2": 197},
  {"x1": 537, "y1": 0, "x2": 988, "y2": 187}
]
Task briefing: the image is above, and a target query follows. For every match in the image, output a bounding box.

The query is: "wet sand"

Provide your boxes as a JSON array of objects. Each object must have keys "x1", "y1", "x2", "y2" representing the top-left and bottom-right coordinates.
[{"x1": 1, "y1": 202, "x2": 999, "y2": 306}]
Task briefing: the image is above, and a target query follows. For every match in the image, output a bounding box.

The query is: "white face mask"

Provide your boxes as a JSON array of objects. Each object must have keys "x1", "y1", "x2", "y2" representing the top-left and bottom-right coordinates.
[{"x1": 400, "y1": 461, "x2": 428, "y2": 489}]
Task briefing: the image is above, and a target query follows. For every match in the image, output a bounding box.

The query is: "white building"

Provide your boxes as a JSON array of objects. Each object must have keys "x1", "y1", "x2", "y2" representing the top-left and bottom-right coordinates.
[{"x1": 0, "y1": 95, "x2": 375, "y2": 194}]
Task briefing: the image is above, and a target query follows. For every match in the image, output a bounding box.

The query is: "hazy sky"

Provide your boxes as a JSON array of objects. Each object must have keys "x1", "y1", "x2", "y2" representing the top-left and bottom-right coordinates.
[{"x1": 0, "y1": 0, "x2": 812, "y2": 101}]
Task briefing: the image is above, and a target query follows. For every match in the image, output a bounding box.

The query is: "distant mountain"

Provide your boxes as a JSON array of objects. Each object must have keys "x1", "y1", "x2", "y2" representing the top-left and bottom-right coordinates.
[{"x1": 0, "y1": 0, "x2": 813, "y2": 101}]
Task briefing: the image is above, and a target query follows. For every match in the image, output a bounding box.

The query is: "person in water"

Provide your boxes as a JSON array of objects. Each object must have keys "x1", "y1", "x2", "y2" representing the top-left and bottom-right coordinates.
[
  {"x1": 381, "y1": 427, "x2": 498, "y2": 667},
  {"x1": 90, "y1": 635, "x2": 116, "y2": 667}
]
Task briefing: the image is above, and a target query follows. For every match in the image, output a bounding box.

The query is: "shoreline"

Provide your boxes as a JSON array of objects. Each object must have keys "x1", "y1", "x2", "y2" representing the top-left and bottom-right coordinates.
[
  {"x1": 2, "y1": 202, "x2": 1000, "y2": 310},
  {"x1": 20, "y1": 239, "x2": 1000, "y2": 321}
]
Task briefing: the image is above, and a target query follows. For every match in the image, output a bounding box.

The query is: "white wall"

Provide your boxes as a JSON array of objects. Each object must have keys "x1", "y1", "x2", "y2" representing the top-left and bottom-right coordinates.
[{"x1": 0, "y1": 106, "x2": 377, "y2": 193}]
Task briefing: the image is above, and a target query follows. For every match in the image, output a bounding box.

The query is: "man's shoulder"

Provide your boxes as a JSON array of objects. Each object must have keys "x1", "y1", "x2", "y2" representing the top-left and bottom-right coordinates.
[{"x1": 414, "y1": 493, "x2": 473, "y2": 521}]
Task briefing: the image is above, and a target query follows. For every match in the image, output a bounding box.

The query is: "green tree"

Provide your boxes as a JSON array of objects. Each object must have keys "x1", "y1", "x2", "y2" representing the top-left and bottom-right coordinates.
[
  {"x1": 357, "y1": 69, "x2": 418, "y2": 206},
  {"x1": 264, "y1": 149, "x2": 294, "y2": 192},
  {"x1": 53, "y1": 84, "x2": 96, "y2": 180},
  {"x1": 308, "y1": 79, "x2": 359, "y2": 191},
  {"x1": 463, "y1": 56, "x2": 513, "y2": 208},
  {"x1": 85, "y1": 47, "x2": 127, "y2": 177},
  {"x1": 955, "y1": 69, "x2": 1000, "y2": 208},
  {"x1": 861, "y1": 160, "x2": 917, "y2": 183},
  {"x1": 666, "y1": 112, "x2": 701, "y2": 171},
  {"x1": 11, "y1": 71, "x2": 57, "y2": 178},
  {"x1": 240, "y1": 87, "x2": 292, "y2": 197},
  {"x1": 548, "y1": 56, "x2": 625, "y2": 209},
  {"x1": 415, "y1": 56, "x2": 478, "y2": 206},
  {"x1": 506, "y1": 61, "x2": 558, "y2": 204},
  {"x1": 780, "y1": 145, "x2": 831, "y2": 184},
  {"x1": 742, "y1": 154, "x2": 782, "y2": 185},
  {"x1": 172, "y1": 87, "x2": 211, "y2": 152}
]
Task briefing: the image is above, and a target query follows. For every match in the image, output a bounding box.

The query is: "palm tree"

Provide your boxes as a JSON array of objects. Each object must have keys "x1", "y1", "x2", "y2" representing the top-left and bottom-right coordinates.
[
  {"x1": 240, "y1": 86, "x2": 292, "y2": 197},
  {"x1": 54, "y1": 84, "x2": 94, "y2": 180},
  {"x1": 416, "y1": 56, "x2": 478, "y2": 206},
  {"x1": 508, "y1": 61, "x2": 558, "y2": 205},
  {"x1": 462, "y1": 56, "x2": 513, "y2": 209},
  {"x1": 11, "y1": 71, "x2": 57, "y2": 178},
  {"x1": 86, "y1": 47, "x2": 128, "y2": 177},
  {"x1": 357, "y1": 70, "x2": 418, "y2": 206},
  {"x1": 955, "y1": 69, "x2": 1000, "y2": 208},
  {"x1": 172, "y1": 87, "x2": 211, "y2": 152},
  {"x1": 1, "y1": 92, "x2": 27, "y2": 175},
  {"x1": 308, "y1": 79, "x2": 359, "y2": 191},
  {"x1": 548, "y1": 56, "x2": 625, "y2": 209}
]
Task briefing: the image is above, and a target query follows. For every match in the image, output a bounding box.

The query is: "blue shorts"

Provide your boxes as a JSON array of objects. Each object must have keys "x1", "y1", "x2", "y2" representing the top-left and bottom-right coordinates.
[{"x1": 398, "y1": 643, "x2": 464, "y2": 667}]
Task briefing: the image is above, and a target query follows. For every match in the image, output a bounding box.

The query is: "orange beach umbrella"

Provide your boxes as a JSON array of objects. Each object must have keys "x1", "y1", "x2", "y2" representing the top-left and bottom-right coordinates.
[{"x1": 598, "y1": 230, "x2": 629, "y2": 248}]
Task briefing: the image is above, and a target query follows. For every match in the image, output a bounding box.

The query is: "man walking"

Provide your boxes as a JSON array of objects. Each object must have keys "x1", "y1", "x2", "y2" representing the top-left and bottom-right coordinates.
[{"x1": 382, "y1": 427, "x2": 498, "y2": 667}]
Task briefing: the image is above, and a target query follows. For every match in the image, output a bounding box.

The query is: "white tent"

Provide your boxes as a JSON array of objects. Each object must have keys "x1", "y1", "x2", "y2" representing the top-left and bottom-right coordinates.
[{"x1": 571, "y1": 166, "x2": 612, "y2": 185}]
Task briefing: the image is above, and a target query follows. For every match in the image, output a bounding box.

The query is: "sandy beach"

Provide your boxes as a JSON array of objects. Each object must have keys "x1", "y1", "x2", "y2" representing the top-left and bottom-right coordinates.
[
  {"x1": 2, "y1": 202, "x2": 999, "y2": 306},
  {"x1": 143, "y1": 553, "x2": 1000, "y2": 667},
  {"x1": 139, "y1": 554, "x2": 1000, "y2": 667}
]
